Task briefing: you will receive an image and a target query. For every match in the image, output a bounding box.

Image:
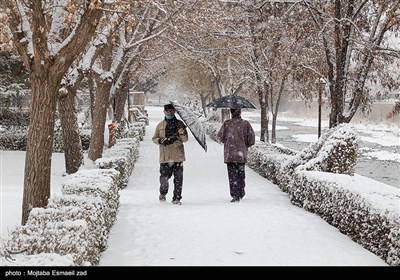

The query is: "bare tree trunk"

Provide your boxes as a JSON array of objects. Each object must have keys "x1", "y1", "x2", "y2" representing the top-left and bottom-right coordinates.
[
  {"x1": 386, "y1": 101, "x2": 400, "y2": 119},
  {"x1": 258, "y1": 83, "x2": 269, "y2": 143},
  {"x1": 213, "y1": 74, "x2": 223, "y2": 98},
  {"x1": 221, "y1": 108, "x2": 230, "y2": 123},
  {"x1": 88, "y1": 81, "x2": 112, "y2": 161},
  {"x1": 271, "y1": 73, "x2": 287, "y2": 143},
  {"x1": 88, "y1": 73, "x2": 96, "y2": 124},
  {"x1": 249, "y1": 15, "x2": 269, "y2": 142},
  {"x1": 3, "y1": 1, "x2": 105, "y2": 225},
  {"x1": 22, "y1": 79, "x2": 58, "y2": 224},
  {"x1": 114, "y1": 81, "x2": 129, "y2": 122},
  {"x1": 200, "y1": 93, "x2": 208, "y2": 117},
  {"x1": 58, "y1": 89, "x2": 83, "y2": 174},
  {"x1": 271, "y1": 113, "x2": 278, "y2": 144},
  {"x1": 257, "y1": 80, "x2": 269, "y2": 143}
]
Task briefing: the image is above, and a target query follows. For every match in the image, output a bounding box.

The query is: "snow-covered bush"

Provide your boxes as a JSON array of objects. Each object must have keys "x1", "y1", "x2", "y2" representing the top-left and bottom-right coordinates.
[
  {"x1": 0, "y1": 80, "x2": 28, "y2": 110},
  {"x1": 0, "y1": 127, "x2": 90, "y2": 151},
  {"x1": 0, "y1": 108, "x2": 30, "y2": 127},
  {"x1": 57, "y1": 169, "x2": 120, "y2": 249},
  {"x1": 47, "y1": 195, "x2": 111, "y2": 253},
  {"x1": 6, "y1": 207, "x2": 95, "y2": 266},
  {"x1": 227, "y1": 122, "x2": 399, "y2": 265},
  {"x1": 5, "y1": 136, "x2": 142, "y2": 266},
  {"x1": 96, "y1": 138, "x2": 140, "y2": 188},
  {"x1": 53, "y1": 124, "x2": 92, "y2": 152},
  {"x1": 276, "y1": 124, "x2": 357, "y2": 194},
  {"x1": 277, "y1": 127, "x2": 336, "y2": 192},
  {"x1": 80, "y1": 129, "x2": 91, "y2": 150},
  {"x1": 301, "y1": 125, "x2": 358, "y2": 175},
  {"x1": 247, "y1": 143, "x2": 296, "y2": 184},
  {"x1": 293, "y1": 171, "x2": 400, "y2": 266},
  {"x1": 6, "y1": 168, "x2": 121, "y2": 266},
  {"x1": 53, "y1": 120, "x2": 64, "y2": 153},
  {"x1": 116, "y1": 121, "x2": 146, "y2": 141},
  {"x1": 61, "y1": 169, "x2": 120, "y2": 221},
  {"x1": 115, "y1": 118, "x2": 129, "y2": 139},
  {"x1": 0, "y1": 129, "x2": 28, "y2": 150}
]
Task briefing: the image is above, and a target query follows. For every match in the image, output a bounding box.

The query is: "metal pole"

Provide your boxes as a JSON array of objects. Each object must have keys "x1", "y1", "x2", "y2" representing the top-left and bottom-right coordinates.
[{"x1": 318, "y1": 83, "x2": 322, "y2": 138}]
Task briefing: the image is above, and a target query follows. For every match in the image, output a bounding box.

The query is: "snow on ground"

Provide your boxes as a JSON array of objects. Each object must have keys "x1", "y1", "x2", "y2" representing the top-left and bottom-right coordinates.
[
  {"x1": 98, "y1": 106, "x2": 387, "y2": 266},
  {"x1": 0, "y1": 106, "x2": 394, "y2": 266},
  {"x1": 277, "y1": 115, "x2": 399, "y2": 148}
]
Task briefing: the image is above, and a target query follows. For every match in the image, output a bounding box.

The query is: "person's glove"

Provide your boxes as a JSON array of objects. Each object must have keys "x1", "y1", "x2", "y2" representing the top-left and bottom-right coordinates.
[
  {"x1": 164, "y1": 135, "x2": 178, "y2": 145},
  {"x1": 158, "y1": 136, "x2": 178, "y2": 146}
]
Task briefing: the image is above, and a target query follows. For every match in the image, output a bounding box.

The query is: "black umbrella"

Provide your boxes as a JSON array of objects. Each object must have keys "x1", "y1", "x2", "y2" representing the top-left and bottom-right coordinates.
[
  {"x1": 206, "y1": 94, "x2": 257, "y2": 109},
  {"x1": 170, "y1": 101, "x2": 207, "y2": 152}
]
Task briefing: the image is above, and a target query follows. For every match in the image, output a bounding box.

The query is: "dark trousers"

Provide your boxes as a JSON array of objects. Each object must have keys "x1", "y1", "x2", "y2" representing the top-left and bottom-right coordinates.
[
  {"x1": 159, "y1": 162, "x2": 183, "y2": 201},
  {"x1": 227, "y1": 163, "x2": 246, "y2": 199}
]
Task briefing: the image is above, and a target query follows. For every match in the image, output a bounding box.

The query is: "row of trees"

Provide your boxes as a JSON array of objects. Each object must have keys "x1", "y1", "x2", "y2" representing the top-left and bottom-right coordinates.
[
  {"x1": 0, "y1": 0, "x2": 197, "y2": 224},
  {"x1": 162, "y1": 0, "x2": 399, "y2": 141},
  {"x1": 0, "y1": 0, "x2": 398, "y2": 225}
]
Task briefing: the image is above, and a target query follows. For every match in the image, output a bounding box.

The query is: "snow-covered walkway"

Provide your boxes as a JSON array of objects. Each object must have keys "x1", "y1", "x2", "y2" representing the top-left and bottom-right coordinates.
[{"x1": 99, "y1": 106, "x2": 386, "y2": 266}]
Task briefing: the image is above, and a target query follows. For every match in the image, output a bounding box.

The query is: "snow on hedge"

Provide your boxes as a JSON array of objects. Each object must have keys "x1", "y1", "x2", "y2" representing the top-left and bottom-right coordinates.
[
  {"x1": 242, "y1": 123, "x2": 398, "y2": 266},
  {"x1": 248, "y1": 143, "x2": 296, "y2": 184},
  {"x1": 116, "y1": 121, "x2": 146, "y2": 141},
  {"x1": 293, "y1": 171, "x2": 400, "y2": 266},
  {"x1": 0, "y1": 129, "x2": 28, "y2": 151},
  {"x1": 5, "y1": 133, "x2": 142, "y2": 266},
  {"x1": 96, "y1": 138, "x2": 140, "y2": 188},
  {"x1": 6, "y1": 207, "x2": 95, "y2": 265},
  {"x1": 301, "y1": 126, "x2": 358, "y2": 175},
  {"x1": 0, "y1": 127, "x2": 90, "y2": 152}
]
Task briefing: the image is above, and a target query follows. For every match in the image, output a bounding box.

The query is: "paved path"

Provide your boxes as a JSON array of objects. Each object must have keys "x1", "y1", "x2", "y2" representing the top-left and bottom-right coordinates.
[{"x1": 99, "y1": 107, "x2": 386, "y2": 266}]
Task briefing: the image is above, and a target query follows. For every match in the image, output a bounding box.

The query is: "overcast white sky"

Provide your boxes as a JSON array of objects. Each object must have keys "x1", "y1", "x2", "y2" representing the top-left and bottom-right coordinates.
[{"x1": 2, "y1": 106, "x2": 398, "y2": 266}]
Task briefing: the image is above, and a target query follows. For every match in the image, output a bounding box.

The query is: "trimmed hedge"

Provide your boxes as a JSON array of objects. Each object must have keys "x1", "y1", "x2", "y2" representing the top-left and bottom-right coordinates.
[
  {"x1": 0, "y1": 128, "x2": 91, "y2": 151},
  {"x1": 0, "y1": 129, "x2": 28, "y2": 150},
  {"x1": 5, "y1": 127, "x2": 143, "y2": 265},
  {"x1": 96, "y1": 138, "x2": 140, "y2": 188},
  {"x1": 245, "y1": 124, "x2": 400, "y2": 266},
  {"x1": 6, "y1": 169, "x2": 120, "y2": 265},
  {"x1": 293, "y1": 171, "x2": 400, "y2": 266},
  {"x1": 0, "y1": 109, "x2": 30, "y2": 127}
]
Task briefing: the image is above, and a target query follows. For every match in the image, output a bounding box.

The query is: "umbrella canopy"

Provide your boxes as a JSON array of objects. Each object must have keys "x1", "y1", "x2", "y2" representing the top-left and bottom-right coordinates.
[
  {"x1": 206, "y1": 94, "x2": 257, "y2": 109},
  {"x1": 170, "y1": 101, "x2": 207, "y2": 152}
]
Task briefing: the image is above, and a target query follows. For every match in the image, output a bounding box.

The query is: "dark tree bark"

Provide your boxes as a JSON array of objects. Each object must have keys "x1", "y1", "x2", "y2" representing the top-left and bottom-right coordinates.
[
  {"x1": 1, "y1": 1, "x2": 105, "y2": 224},
  {"x1": 307, "y1": 0, "x2": 399, "y2": 128},
  {"x1": 58, "y1": 85, "x2": 84, "y2": 174},
  {"x1": 88, "y1": 80, "x2": 112, "y2": 161},
  {"x1": 22, "y1": 78, "x2": 59, "y2": 224},
  {"x1": 114, "y1": 77, "x2": 130, "y2": 122},
  {"x1": 270, "y1": 73, "x2": 287, "y2": 144},
  {"x1": 87, "y1": 73, "x2": 96, "y2": 125},
  {"x1": 258, "y1": 83, "x2": 269, "y2": 143}
]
